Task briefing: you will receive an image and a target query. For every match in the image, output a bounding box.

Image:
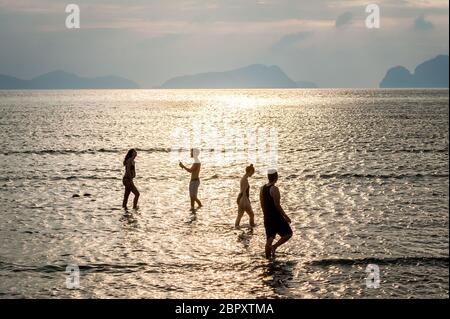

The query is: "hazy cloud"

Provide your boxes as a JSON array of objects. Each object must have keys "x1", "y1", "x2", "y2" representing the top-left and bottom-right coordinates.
[
  {"x1": 335, "y1": 12, "x2": 353, "y2": 28},
  {"x1": 414, "y1": 14, "x2": 434, "y2": 31},
  {"x1": 271, "y1": 31, "x2": 313, "y2": 51},
  {"x1": 0, "y1": 0, "x2": 448, "y2": 87}
]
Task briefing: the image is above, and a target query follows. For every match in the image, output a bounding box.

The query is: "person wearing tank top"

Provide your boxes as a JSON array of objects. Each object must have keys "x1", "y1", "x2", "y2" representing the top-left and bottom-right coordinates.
[{"x1": 260, "y1": 169, "x2": 293, "y2": 259}]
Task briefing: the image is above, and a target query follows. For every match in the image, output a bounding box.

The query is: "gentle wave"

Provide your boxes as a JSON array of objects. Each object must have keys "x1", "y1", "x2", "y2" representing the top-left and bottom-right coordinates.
[
  {"x1": 288, "y1": 148, "x2": 449, "y2": 154},
  {"x1": 2, "y1": 148, "x2": 173, "y2": 156},
  {"x1": 2, "y1": 147, "x2": 448, "y2": 156},
  {"x1": 0, "y1": 176, "x2": 121, "y2": 182},
  {"x1": 1, "y1": 172, "x2": 448, "y2": 183},
  {"x1": 2, "y1": 257, "x2": 448, "y2": 275},
  {"x1": 0, "y1": 260, "x2": 224, "y2": 274},
  {"x1": 289, "y1": 173, "x2": 449, "y2": 180},
  {"x1": 308, "y1": 256, "x2": 449, "y2": 267},
  {"x1": 2, "y1": 147, "x2": 267, "y2": 155},
  {"x1": 0, "y1": 175, "x2": 184, "y2": 182},
  {"x1": 0, "y1": 261, "x2": 150, "y2": 274}
]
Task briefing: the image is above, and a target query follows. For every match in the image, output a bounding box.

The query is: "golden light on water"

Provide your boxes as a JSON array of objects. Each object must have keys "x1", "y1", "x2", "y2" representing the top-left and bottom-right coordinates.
[{"x1": 0, "y1": 89, "x2": 448, "y2": 298}]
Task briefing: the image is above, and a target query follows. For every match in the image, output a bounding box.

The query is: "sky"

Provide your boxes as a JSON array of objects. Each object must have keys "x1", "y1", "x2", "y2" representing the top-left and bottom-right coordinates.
[{"x1": 0, "y1": 0, "x2": 448, "y2": 88}]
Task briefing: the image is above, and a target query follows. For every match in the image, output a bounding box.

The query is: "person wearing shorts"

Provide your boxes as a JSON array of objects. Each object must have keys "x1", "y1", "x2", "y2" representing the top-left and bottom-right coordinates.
[
  {"x1": 260, "y1": 169, "x2": 293, "y2": 259},
  {"x1": 180, "y1": 148, "x2": 203, "y2": 211},
  {"x1": 189, "y1": 178, "x2": 200, "y2": 198}
]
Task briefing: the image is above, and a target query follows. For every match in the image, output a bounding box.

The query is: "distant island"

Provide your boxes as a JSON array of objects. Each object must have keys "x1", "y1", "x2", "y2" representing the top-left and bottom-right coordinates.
[
  {"x1": 380, "y1": 55, "x2": 449, "y2": 88},
  {"x1": 161, "y1": 64, "x2": 318, "y2": 89},
  {"x1": 0, "y1": 70, "x2": 139, "y2": 89},
  {"x1": 295, "y1": 81, "x2": 318, "y2": 88}
]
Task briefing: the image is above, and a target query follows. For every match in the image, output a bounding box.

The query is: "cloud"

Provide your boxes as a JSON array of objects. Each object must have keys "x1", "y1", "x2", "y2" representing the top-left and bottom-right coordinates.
[
  {"x1": 271, "y1": 31, "x2": 313, "y2": 51},
  {"x1": 414, "y1": 14, "x2": 434, "y2": 31},
  {"x1": 137, "y1": 34, "x2": 182, "y2": 50},
  {"x1": 335, "y1": 11, "x2": 353, "y2": 28},
  {"x1": 0, "y1": 0, "x2": 448, "y2": 88}
]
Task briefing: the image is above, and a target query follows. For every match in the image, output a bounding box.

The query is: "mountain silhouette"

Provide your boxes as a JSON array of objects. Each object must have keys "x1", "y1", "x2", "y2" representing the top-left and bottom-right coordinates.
[
  {"x1": 161, "y1": 64, "x2": 301, "y2": 89},
  {"x1": 0, "y1": 74, "x2": 27, "y2": 89},
  {"x1": 0, "y1": 70, "x2": 139, "y2": 89},
  {"x1": 380, "y1": 55, "x2": 449, "y2": 88}
]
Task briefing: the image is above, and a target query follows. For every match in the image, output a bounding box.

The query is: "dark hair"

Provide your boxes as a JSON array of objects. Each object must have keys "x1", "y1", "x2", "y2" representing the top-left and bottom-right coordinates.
[
  {"x1": 123, "y1": 149, "x2": 136, "y2": 166},
  {"x1": 268, "y1": 171, "x2": 278, "y2": 183},
  {"x1": 246, "y1": 164, "x2": 255, "y2": 174}
]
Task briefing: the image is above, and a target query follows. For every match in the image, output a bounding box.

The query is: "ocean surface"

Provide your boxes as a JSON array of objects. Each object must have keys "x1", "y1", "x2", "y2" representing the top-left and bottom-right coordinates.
[{"x1": 0, "y1": 89, "x2": 448, "y2": 299}]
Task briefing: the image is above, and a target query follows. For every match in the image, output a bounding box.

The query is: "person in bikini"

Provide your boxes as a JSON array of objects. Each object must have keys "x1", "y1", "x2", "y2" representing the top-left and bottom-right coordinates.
[
  {"x1": 235, "y1": 164, "x2": 256, "y2": 228},
  {"x1": 122, "y1": 149, "x2": 140, "y2": 209}
]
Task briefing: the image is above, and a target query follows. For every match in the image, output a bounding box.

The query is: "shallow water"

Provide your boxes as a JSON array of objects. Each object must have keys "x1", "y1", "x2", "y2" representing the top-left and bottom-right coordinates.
[{"x1": 0, "y1": 89, "x2": 448, "y2": 298}]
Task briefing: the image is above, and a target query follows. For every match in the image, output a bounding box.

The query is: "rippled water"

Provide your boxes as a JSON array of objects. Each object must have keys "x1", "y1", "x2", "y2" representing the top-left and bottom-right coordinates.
[{"x1": 0, "y1": 89, "x2": 448, "y2": 299}]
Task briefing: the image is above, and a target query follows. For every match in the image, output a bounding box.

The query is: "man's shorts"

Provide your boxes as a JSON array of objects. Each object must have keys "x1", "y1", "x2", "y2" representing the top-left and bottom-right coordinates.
[
  {"x1": 264, "y1": 218, "x2": 293, "y2": 239},
  {"x1": 189, "y1": 179, "x2": 200, "y2": 197}
]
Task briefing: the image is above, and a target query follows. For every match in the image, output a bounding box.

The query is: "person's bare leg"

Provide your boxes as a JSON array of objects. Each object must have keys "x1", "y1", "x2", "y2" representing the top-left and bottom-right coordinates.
[
  {"x1": 235, "y1": 209, "x2": 244, "y2": 228},
  {"x1": 123, "y1": 188, "x2": 131, "y2": 208},
  {"x1": 190, "y1": 196, "x2": 195, "y2": 211},
  {"x1": 131, "y1": 184, "x2": 140, "y2": 209},
  {"x1": 265, "y1": 237, "x2": 275, "y2": 259},
  {"x1": 195, "y1": 198, "x2": 202, "y2": 208},
  {"x1": 246, "y1": 207, "x2": 255, "y2": 227},
  {"x1": 271, "y1": 234, "x2": 292, "y2": 258},
  {"x1": 133, "y1": 191, "x2": 140, "y2": 209}
]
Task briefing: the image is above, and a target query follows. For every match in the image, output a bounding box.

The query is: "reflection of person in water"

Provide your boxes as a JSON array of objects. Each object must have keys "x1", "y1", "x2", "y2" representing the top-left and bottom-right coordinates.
[
  {"x1": 260, "y1": 169, "x2": 293, "y2": 259},
  {"x1": 122, "y1": 149, "x2": 140, "y2": 209},
  {"x1": 179, "y1": 148, "x2": 203, "y2": 211},
  {"x1": 235, "y1": 164, "x2": 256, "y2": 228},
  {"x1": 262, "y1": 259, "x2": 297, "y2": 296}
]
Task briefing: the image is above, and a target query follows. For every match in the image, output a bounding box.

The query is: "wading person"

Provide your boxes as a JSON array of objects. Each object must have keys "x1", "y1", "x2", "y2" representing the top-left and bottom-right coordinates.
[
  {"x1": 260, "y1": 169, "x2": 292, "y2": 259},
  {"x1": 179, "y1": 148, "x2": 202, "y2": 211},
  {"x1": 235, "y1": 164, "x2": 256, "y2": 228},
  {"x1": 122, "y1": 149, "x2": 140, "y2": 209}
]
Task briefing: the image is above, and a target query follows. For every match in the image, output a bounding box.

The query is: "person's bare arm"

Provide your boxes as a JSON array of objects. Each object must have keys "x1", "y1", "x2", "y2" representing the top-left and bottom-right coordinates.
[
  {"x1": 240, "y1": 177, "x2": 248, "y2": 194},
  {"x1": 131, "y1": 161, "x2": 136, "y2": 178},
  {"x1": 259, "y1": 187, "x2": 264, "y2": 209},
  {"x1": 271, "y1": 186, "x2": 291, "y2": 223},
  {"x1": 125, "y1": 160, "x2": 133, "y2": 178},
  {"x1": 179, "y1": 162, "x2": 193, "y2": 173}
]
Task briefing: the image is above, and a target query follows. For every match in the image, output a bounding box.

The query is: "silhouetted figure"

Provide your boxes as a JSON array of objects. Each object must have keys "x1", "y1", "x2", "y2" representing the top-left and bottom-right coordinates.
[
  {"x1": 179, "y1": 148, "x2": 202, "y2": 211},
  {"x1": 122, "y1": 149, "x2": 140, "y2": 209},
  {"x1": 235, "y1": 164, "x2": 256, "y2": 228},
  {"x1": 260, "y1": 169, "x2": 292, "y2": 259}
]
